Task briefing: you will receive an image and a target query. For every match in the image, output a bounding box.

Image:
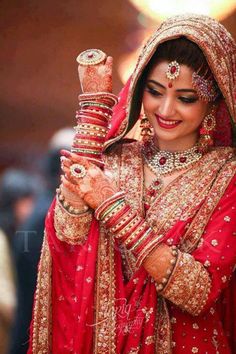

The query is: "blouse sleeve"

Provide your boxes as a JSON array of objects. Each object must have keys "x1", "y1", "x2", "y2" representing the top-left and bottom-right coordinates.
[
  {"x1": 159, "y1": 173, "x2": 236, "y2": 316},
  {"x1": 53, "y1": 197, "x2": 93, "y2": 245}
]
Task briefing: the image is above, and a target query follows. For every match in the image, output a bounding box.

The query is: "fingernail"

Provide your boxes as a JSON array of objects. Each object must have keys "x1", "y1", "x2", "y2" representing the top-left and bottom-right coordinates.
[{"x1": 60, "y1": 149, "x2": 71, "y2": 157}]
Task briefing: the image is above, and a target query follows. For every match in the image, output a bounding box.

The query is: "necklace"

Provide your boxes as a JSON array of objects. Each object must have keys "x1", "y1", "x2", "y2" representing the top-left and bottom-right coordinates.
[
  {"x1": 142, "y1": 140, "x2": 203, "y2": 210},
  {"x1": 142, "y1": 140, "x2": 203, "y2": 176}
]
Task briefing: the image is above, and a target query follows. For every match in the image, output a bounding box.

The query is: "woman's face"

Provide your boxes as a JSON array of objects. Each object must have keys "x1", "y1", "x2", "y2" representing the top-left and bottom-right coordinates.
[{"x1": 142, "y1": 61, "x2": 212, "y2": 151}]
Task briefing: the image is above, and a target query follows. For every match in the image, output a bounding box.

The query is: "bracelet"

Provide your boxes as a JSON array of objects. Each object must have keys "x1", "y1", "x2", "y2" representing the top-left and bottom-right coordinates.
[
  {"x1": 102, "y1": 200, "x2": 126, "y2": 222},
  {"x1": 129, "y1": 227, "x2": 153, "y2": 252},
  {"x1": 96, "y1": 196, "x2": 168, "y2": 267},
  {"x1": 56, "y1": 188, "x2": 89, "y2": 215},
  {"x1": 79, "y1": 102, "x2": 113, "y2": 112},
  {"x1": 79, "y1": 92, "x2": 118, "y2": 106},
  {"x1": 94, "y1": 191, "x2": 126, "y2": 220}
]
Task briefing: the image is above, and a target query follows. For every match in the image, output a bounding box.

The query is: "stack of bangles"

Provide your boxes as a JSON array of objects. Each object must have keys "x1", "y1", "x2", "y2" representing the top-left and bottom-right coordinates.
[
  {"x1": 71, "y1": 92, "x2": 118, "y2": 167},
  {"x1": 95, "y1": 191, "x2": 168, "y2": 267}
]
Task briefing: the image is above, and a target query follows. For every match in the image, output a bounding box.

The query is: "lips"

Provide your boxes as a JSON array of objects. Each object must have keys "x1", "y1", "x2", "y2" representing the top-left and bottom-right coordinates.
[{"x1": 155, "y1": 115, "x2": 181, "y2": 129}]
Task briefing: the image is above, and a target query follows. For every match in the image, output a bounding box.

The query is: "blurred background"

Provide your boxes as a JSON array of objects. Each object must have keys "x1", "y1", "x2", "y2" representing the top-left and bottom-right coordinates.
[{"x1": 1, "y1": 0, "x2": 236, "y2": 171}]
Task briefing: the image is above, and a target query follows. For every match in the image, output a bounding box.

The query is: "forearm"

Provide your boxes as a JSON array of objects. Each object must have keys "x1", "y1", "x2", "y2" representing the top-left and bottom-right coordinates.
[
  {"x1": 143, "y1": 244, "x2": 211, "y2": 316},
  {"x1": 95, "y1": 193, "x2": 211, "y2": 315}
]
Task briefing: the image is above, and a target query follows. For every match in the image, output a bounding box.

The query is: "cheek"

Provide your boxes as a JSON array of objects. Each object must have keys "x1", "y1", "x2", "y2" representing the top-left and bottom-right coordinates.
[
  {"x1": 182, "y1": 104, "x2": 207, "y2": 126},
  {"x1": 142, "y1": 93, "x2": 157, "y2": 112}
]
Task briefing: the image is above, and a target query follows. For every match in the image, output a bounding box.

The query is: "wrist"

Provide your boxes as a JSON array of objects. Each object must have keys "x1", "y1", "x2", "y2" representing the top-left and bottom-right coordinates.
[
  {"x1": 56, "y1": 186, "x2": 90, "y2": 215},
  {"x1": 95, "y1": 192, "x2": 160, "y2": 266},
  {"x1": 72, "y1": 93, "x2": 117, "y2": 167}
]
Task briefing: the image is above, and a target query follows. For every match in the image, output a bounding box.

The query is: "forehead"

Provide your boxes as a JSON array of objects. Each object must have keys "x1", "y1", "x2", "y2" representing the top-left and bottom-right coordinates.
[{"x1": 148, "y1": 61, "x2": 194, "y2": 88}]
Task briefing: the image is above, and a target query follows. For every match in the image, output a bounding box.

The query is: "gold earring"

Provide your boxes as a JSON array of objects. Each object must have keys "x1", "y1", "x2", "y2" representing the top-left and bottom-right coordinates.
[
  {"x1": 198, "y1": 107, "x2": 216, "y2": 153},
  {"x1": 140, "y1": 114, "x2": 153, "y2": 142}
]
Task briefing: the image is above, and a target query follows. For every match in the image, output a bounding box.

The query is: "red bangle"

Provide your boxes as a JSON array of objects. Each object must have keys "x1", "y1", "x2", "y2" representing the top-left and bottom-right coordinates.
[
  {"x1": 75, "y1": 134, "x2": 105, "y2": 143},
  {"x1": 77, "y1": 115, "x2": 108, "y2": 127},
  {"x1": 105, "y1": 204, "x2": 130, "y2": 228}
]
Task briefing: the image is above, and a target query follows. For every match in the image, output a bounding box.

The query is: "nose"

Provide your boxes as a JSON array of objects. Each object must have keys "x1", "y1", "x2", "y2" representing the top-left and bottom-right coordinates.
[{"x1": 158, "y1": 97, "x2": 175, "y2": 118}]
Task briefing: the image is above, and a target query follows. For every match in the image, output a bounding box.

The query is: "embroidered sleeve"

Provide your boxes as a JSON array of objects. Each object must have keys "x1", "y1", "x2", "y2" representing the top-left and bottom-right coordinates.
[
  {"x1": 157, "y1": 171, "x2": 236, "y2": 316},
  {"x1": 160, "y1": 251, "x2": 211, "y2": 316},
  {"x1": 54, "y1": 198, "x2": 92, "y2": 245}
]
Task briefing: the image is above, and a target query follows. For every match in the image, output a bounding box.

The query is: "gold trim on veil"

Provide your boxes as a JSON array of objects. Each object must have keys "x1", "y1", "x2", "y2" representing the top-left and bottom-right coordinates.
[{"x1": 105, "y1": 14, "x2": 236, "y2": 149}]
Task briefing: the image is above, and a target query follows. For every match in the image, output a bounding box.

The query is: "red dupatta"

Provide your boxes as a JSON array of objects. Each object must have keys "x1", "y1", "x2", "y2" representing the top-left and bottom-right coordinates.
[{"x1": 28, "y1": 143, "x2": 236, "y2": 353}]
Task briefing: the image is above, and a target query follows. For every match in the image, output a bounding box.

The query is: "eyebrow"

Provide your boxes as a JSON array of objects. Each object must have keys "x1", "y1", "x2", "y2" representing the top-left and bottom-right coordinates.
[{"x1": 147, "y1": 79, "x2": 197, "y2": 94}]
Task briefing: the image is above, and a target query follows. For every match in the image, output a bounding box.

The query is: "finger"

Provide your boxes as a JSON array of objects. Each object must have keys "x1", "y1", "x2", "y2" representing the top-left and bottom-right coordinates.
[
  {"x1": 106, "y1": 56, "x2": 113, "y2": 67},
  {"x1": 62, "y1": 166, "x2": 81, "y2": 186},
  {"x1": 69, "y1": 153, "x2": 91, "y2": 168},
  {"x1": 61, "y1": 176, "x2": 84, "y2": 198},
  {"x1": 61, "y1": 150, "x2": 91, "y2": 168},
  {"x1": 60, "y1": 149, "x2": 71, "y2": 158},
  {"x1": 61, "y1": 157, "x2": 72, "y2": 168}
]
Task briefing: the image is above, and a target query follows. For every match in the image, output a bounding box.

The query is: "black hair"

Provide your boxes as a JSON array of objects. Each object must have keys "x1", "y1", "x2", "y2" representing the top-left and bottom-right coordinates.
[{"x1": 143, "y1": 37, "x2": 211, "y2": 79}]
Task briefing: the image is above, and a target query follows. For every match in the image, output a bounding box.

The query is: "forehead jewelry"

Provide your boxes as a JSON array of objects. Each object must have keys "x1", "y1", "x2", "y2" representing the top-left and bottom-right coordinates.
[
  {"x1": 165, "y1": 61, "x2": 180, "y2": 88},
  {"x1": 192, "y1": 71, "x2": 219, "y2": 102}
]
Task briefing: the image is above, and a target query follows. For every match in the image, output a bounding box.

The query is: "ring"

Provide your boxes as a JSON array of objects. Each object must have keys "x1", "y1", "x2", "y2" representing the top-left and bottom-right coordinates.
[
  {"x1": 76, "y1": 49, "x2": 107, "y2": 66},
  {"x1": 70, "y1": 164, "x2": 87, "y2": 178}
]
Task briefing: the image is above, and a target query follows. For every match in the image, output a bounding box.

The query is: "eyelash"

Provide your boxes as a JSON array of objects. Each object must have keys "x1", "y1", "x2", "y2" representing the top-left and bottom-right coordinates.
[{"x1": 146, "y1": 87, "x2": 198, "y2": 104}]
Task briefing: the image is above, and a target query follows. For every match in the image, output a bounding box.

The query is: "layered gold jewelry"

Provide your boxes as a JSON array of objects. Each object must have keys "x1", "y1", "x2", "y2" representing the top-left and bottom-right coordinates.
[{"x1": 142, "y1": 140, "x2": 202, "y2": 176}]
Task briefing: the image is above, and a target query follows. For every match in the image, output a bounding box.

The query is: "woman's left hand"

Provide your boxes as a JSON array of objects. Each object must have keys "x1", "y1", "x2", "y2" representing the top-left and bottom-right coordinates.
[{"x1": 61, "y1": 150, "x2": 118, "y2": 210}]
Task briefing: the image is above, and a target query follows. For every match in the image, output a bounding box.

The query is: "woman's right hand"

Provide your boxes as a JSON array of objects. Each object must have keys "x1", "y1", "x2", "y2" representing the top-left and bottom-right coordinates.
[{"x1": 78, "y1": 55, "x2": 113, "y2": 93}]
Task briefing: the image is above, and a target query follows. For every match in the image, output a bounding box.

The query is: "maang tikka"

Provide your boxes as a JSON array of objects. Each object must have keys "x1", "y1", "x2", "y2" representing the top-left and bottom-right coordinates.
[{"x1": 165, "y1": 61, "x2": 181, "y2": 87}]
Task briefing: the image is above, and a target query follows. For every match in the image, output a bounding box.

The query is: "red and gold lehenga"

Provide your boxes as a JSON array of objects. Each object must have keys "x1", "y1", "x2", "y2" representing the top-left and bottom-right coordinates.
[{"x1": 28, "y1": 15, "x2": 236, "y2": 354}]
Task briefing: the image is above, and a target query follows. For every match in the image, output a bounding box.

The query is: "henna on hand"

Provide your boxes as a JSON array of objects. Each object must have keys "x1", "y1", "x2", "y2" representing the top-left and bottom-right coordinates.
[
  {"x1": 78, "y1": 56, "x2": 113, "y2": 93},
  {"x1": 60, "y1": 156, "x2": 88, "y2": 210},
  {"x1": 61, "y1": 150, "x2": 118, "y2": 209}
]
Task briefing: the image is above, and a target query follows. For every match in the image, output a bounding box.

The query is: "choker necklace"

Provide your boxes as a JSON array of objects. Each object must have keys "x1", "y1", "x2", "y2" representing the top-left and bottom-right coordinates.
[
  {"x1": 142, "y1": 140, "x2": 203, "y2": 177},
  {"x1": 142, "y1": 140, "x2": 203, "y2": 210}
]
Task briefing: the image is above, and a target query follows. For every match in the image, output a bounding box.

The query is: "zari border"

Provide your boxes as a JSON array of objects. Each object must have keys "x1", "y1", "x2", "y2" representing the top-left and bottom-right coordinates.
[
  {"x1": 31, "y1": 231, "x2": 52, "y2": 354},
  {"x1": 155, "y1": 298, "x2": 172, "y2": 354},
  {"x1": 146, "y1": 148, "x2": 234, "y2": 238},
  {"x1": 179, "y1": 158, "x2": 236, "y2": 253},
  {"x1": 94, "y1": 225, "x2": 116, "y2": 353}
]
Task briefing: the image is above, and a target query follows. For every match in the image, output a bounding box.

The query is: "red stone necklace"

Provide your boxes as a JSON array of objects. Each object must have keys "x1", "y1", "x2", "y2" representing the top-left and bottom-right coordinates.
[{"x1": 142, "y1": 140, "x2": 203, "y2": 209}]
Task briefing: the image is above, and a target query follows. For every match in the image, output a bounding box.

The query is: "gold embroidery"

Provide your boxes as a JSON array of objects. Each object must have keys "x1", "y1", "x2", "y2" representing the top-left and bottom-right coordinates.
[
  {"x1": 32, "y1": 232, "x2": 52, "y2": 353},
  {"x1": 160, "y1": 252, "x2": 211, "y2": 316},
  {"x1": 94, "y1": 225, "x2": 116, "y2": 353},
  {"x1": 155, "y1": 298, "x2": 172, "y2": 354},
  {"x1": 54, "y1": 198, "x2": 92, "y2": 245},
  {"x1": 179, "y1": 158, "x2": 236, "y2": 252},
  {"x1": 146, "y1": 148, "x2": 234, "y2": 237}
]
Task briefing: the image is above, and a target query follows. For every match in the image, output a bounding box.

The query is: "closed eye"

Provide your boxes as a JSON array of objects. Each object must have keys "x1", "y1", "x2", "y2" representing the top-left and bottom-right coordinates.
[
  {"x1": 146, "y1": 86, "x2": 162, "y2": 97},
  {"x1": 179, "y1": 96, "x2": 198, "y2": 104}
]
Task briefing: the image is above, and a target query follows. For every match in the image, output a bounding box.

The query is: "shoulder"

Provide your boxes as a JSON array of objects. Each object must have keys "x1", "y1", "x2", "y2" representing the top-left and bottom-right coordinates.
[{"x1": 206, "y1": 147, "x2": 236, "y2": 170}]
